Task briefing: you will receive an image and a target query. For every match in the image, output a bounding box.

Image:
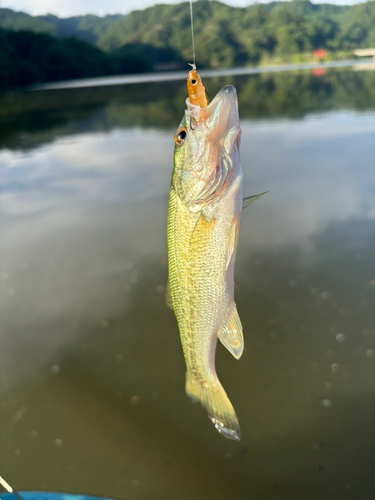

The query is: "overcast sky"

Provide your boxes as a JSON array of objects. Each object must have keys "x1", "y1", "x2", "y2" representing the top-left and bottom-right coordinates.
[{"x1": 0, "y1": 0, "x2": 361, "y2": 18}]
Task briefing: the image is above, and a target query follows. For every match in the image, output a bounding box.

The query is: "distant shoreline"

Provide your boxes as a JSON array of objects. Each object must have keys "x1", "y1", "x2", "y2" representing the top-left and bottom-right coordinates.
[{"x1": 32, "y1": 59, "x2": 373, "y2": 91}]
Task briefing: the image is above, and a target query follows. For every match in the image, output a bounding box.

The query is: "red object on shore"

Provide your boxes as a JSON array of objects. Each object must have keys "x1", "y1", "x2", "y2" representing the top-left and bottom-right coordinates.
[{"x1": 313, "y1": 49, "x2": 328, "y2": 60}]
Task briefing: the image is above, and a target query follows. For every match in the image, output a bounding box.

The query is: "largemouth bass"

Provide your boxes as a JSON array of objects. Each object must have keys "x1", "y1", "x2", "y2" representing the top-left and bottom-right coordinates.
[{"x1": 167, "y1": 68, "x2": 260, "y2": 440}]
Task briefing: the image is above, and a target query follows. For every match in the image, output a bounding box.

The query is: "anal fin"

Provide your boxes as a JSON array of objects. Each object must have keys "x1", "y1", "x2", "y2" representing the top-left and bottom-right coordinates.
[{"x1": 218, "y1": 303, "x2": 244, "y2": 359}]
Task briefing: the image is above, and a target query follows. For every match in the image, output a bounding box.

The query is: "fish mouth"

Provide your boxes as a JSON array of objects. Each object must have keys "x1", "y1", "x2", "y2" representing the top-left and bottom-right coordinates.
[
  {"x1": 186, "y1": 85, "x2": 238, "y2": 124},
  {"x1": 186, "y1": 85, "x2": 241, "y2": 152}
]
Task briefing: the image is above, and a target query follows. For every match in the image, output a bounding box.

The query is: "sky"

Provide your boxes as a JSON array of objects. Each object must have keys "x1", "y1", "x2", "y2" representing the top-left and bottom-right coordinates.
[{"x1": 0, "y1": 0, "x2": 362, "y2": 18}]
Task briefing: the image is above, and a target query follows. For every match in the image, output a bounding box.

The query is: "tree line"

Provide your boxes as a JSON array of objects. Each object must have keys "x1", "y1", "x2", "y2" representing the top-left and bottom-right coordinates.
[
  {"x1": 0, "y1": 29, "x2": 151, "y2": 89},
  {"x1": 0, "y1": 0, "x2": 374, "y2": 89}
]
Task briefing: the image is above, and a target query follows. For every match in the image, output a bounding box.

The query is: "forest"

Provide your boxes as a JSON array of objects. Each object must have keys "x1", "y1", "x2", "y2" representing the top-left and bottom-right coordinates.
[
  {"x1": 0, "y1": 0, "x2": 374, "y2": 89},
  {"x1": 0, "y1": 29, "x2": 151, "y2": 89}
]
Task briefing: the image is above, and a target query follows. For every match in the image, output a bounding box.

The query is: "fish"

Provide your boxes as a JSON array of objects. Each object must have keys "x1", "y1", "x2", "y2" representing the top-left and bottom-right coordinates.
[{"x1": 167, "y1": 67, "x2": 265, "y2": 440}]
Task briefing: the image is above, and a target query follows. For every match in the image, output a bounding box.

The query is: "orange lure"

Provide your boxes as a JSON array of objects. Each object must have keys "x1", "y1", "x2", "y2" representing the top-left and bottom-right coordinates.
[{"x1": 187, "y1": 65, "x2": 209, "y2": 108}]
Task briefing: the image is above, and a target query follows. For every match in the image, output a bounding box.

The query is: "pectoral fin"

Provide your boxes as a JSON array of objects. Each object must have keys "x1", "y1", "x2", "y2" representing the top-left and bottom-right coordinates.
[
  {"x1": 242, "y1": 191, "x2": 268, "y2": 209},
  {"x1": 218, "y1": 303, "x2": 244, "y2": 359},
  {"x1": 189, "y1": 213, "x2": 216, "y2": 250},
  {"x1": 165, "y1": 280, "x2": 174, "y2": 310}
]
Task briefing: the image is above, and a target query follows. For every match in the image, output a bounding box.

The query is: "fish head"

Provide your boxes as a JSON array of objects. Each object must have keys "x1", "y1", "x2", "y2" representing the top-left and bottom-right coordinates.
[{"x1": 173, "y1": 85, "x2": 241, "y2": 209}]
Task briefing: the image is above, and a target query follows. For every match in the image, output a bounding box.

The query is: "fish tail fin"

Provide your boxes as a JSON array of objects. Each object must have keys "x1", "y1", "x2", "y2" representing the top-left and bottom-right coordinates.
[{"x1": 186, "y1": 374, "x2": 240, "y2": 441}]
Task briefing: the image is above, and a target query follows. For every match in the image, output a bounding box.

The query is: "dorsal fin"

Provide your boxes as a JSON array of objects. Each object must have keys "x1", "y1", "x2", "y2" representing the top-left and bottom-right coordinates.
[
  {"x1": 242, "y1": 191, "x2": 268, "y2": 209},
  {"x1": 218, "y1": 303, "x2": 244, "y2": 359}
]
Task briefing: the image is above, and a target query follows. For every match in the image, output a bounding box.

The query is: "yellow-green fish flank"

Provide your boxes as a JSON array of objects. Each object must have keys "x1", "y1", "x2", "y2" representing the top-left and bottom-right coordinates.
[{"x1": 167, "y1": 83, "x2": 244, "y2": 440}]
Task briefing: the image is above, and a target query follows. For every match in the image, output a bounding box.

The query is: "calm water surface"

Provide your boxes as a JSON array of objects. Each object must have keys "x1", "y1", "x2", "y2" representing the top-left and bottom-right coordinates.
[{"x1": 1, "y1": 68, "x2": 375, "y2": 500}]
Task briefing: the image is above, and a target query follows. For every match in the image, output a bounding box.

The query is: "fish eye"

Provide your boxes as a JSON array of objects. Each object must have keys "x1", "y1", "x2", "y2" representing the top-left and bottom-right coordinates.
[
  {"x1": 191, "y1": 79, "x2": 197, "y2": 85},
  {"x1": 174, "y1": 127, "x2": 187, "y2": 145}
]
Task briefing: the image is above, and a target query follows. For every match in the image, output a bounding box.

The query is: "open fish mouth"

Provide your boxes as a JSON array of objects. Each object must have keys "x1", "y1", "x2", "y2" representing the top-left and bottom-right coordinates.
[{"x1": 186, "y1": 85, "x2": 241, "y2": 153}]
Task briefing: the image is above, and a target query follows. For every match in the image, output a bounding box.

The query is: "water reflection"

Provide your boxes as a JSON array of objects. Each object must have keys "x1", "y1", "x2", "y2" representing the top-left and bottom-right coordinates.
[
  {"x1": 1, "y1": 69, "x2": 375, "y2": 151},
  {"x1": 1, "y1": 68, "x2": 375, "y2": 499}
]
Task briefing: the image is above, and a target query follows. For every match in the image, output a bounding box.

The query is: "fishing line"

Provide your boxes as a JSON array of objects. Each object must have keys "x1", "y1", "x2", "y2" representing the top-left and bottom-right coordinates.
[
  {"x1": 189, "y1": 0, "x2": 196, "y2": 67},
  {"x1": 0, "y1": 475, "x2": 25, "y2": 500}
]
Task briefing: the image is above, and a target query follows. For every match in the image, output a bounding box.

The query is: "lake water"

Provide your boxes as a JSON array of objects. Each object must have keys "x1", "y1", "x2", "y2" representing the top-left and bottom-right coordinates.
[{"x1": 1, "y1": 67, "x2": 375, "y2": 500}]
